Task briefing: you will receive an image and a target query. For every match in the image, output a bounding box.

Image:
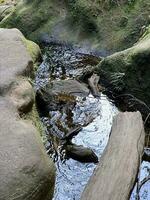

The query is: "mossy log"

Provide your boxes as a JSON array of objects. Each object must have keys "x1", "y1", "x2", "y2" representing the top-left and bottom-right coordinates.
[{"x1": 81, "y1": 112, "x2": 145, "y2": 200}]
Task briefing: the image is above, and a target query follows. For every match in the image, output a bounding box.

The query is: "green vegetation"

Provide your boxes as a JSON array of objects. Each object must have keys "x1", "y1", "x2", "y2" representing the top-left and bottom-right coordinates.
[
  {"x1": 66, "y1": 1, "x2": 98, "y2": 34},
  {"x1": 22, "y1": 37, "x2": 41, "y2": 62},
  {"x1": 0, "y1": 0, "x2": 5, "y2": 4},
  {"x1": 25, "y1": 103, "x2": 47, "y2": 142},
  {"x1": 21, "y1": 36, "x2": 46, "y2": 143},
  {"x1": 0, "y1": 0, "x2": 64, "y2": 42},
  {"x1": 64, "y1": 0, "x2": 150, "y2": 51},
  {"x1": 0, "y1": 0, "x2": 150, "y2": 51},
  {"x1": 97, "y1": 30, "x2": 150, "y2": 105}
]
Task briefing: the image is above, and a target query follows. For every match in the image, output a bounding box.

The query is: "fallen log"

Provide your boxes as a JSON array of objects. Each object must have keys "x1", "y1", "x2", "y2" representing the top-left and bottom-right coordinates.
[{"x1": 81, "y1": 111, "x2": 145, "y2": 200}]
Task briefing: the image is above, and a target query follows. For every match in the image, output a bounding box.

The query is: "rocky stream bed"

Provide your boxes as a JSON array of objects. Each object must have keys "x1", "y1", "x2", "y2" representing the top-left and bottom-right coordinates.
[{"x1": 35, "y1": 42, "x2": 150, "y2": 200}]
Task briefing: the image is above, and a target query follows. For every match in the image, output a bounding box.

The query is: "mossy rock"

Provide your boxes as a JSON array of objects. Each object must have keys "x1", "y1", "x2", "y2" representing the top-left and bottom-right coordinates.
[
  {"x1": 97, "y1": 30, "x2": 150, "y2": 107},
  {"x1": 22, "y1": 37, "x2": 41, "y2": 63},
  {"x1": 0, "y1": 0, "x2": 64, "y2": 42},
  {"x1": 1, "y1": 0, "x2": 150, "y2": 51},
  {"x1": 0, "y1": 27, "x2": 56, "y2": 200}
]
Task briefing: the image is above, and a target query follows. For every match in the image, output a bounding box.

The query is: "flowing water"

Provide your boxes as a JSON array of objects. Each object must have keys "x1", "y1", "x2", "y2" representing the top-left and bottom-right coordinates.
[
  {"x1": 131, "y1": 159, "x2": 150, "y2": 200},
  {"x1": 35, "y1": 42, "x2": 150, "y2": 200},
  {"x1": 53, "y1": 94, "x2": 118, "y2": 200}
]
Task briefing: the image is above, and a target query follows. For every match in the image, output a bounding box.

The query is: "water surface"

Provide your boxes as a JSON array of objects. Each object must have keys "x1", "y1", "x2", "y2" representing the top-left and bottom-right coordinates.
[{"x1": 35, "y1": 42, "x2": 150, "y2": 200}]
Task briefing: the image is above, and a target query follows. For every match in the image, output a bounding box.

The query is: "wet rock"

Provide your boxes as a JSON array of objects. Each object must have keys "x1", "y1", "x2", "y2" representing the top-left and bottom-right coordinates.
[
  {"x1": 46, "y1": 79, "x2": 89, "y2": 97},
  {"x1": 36, "y1": 79, "x2": 89, "y2": 115},
  {"x1": 70, "y1": 53, "x2": 101, "y2": 68},
  {"x1": 65, "y1": 144, "x2": 98, "y2": 163},
  {"x1": 97, "y1": 29, "x2": 150, "y2": 118},
  {"x1": 142, "y1": 148, "x2": 150, "y2": 162}
]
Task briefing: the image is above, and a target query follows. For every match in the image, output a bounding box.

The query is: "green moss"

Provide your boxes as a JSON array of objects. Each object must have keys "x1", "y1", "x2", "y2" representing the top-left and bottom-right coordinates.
[
  {"x1": 25, "y1": 103, "x2": 47, "y2": 143},
  {"x1": 98, "y1": 29, "x2": 150, "y2": 105},
  {"x1": 66, "y1": 1, "x2": 98, "y2": 34},
  {"x1": 0, "y1": 0, "x2": 65, "y2": 41},
  {"x1": 19, "y1": 35, "x2": 45, "y2": 142},
  {"x1": 22, "y1": 37, "x2": 41, "y2": 62},
  {"x1": 0, "y1": 0, "x2": 5, "y2": 4},
  {"x1": 1, "y1": 0, "x2": 150, "y2": 51}
]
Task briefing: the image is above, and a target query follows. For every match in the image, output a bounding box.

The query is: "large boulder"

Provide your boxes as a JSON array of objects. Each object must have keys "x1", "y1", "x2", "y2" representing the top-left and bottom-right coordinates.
[
  {"x1": 96, "y1": 30, "x2": 150, "y2": 117},
  {"x1": 0, "y1": 28, "x2": 33, "y2": 93},
  {"x1": 0, "y1": 98, "x2": 55, "y2": 200},
  {"x1": 0, "y1": 28, "x2": 56, "y2": 200}
]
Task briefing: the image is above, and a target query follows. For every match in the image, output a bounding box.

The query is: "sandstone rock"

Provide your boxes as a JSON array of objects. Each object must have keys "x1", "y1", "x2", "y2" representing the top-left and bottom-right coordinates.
[
  {"x1": 0, "y1": 28, "x2": 33, "y2": 94},
  {"x1": 81, "y1": 112, "x2": 145, "y2": 200},
  {"x1": 0, "y1": 98, "x2": 55, "y2": 200},
  {"x1": 0, "y1": 28, "x2": 56, "y2": 200},
  {"x1": 88, "y1": 73, "x2": 101, "y2": 97},
  {"x1": 9, "y1": 79, "x2": 35, "y2": 113}
]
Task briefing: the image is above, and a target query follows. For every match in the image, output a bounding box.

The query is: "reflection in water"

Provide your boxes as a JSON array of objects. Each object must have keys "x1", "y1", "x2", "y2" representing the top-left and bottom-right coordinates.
[
  {"x1": 53, "y1": 95, "x2": 118, "y2": 200},
  {"x1": 35, "y1": 43, "x2": 150, "y2": 200}
]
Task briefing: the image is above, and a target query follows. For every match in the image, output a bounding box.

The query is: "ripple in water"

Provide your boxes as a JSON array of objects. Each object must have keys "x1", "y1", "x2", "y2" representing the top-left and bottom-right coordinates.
[
  {"x1": 35, "y1": 43, "x2": 150, "y2": 200},
  {"x1": 53, "y1": 95, "x2": 118, "y2": 200}
]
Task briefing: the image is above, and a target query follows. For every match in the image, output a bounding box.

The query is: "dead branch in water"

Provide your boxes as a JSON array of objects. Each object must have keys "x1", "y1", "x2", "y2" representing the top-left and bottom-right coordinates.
[{"x1": 61, "y1": 126, "x2": 82, "y2": 141}]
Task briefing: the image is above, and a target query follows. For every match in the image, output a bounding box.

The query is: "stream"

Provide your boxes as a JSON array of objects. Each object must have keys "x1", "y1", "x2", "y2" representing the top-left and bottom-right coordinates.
[
  {"x1": 52, "y1": 95, "x2": 117, "y2": 200},
  {"x1": 35, "y1": 42, "x2": 150, "y2": 200}
]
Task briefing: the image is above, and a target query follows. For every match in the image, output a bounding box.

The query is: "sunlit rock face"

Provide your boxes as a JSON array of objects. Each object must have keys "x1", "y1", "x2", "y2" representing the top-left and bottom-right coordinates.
[{"x1": 0, "y1": 28, "x2": 56, "y2": 200}]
